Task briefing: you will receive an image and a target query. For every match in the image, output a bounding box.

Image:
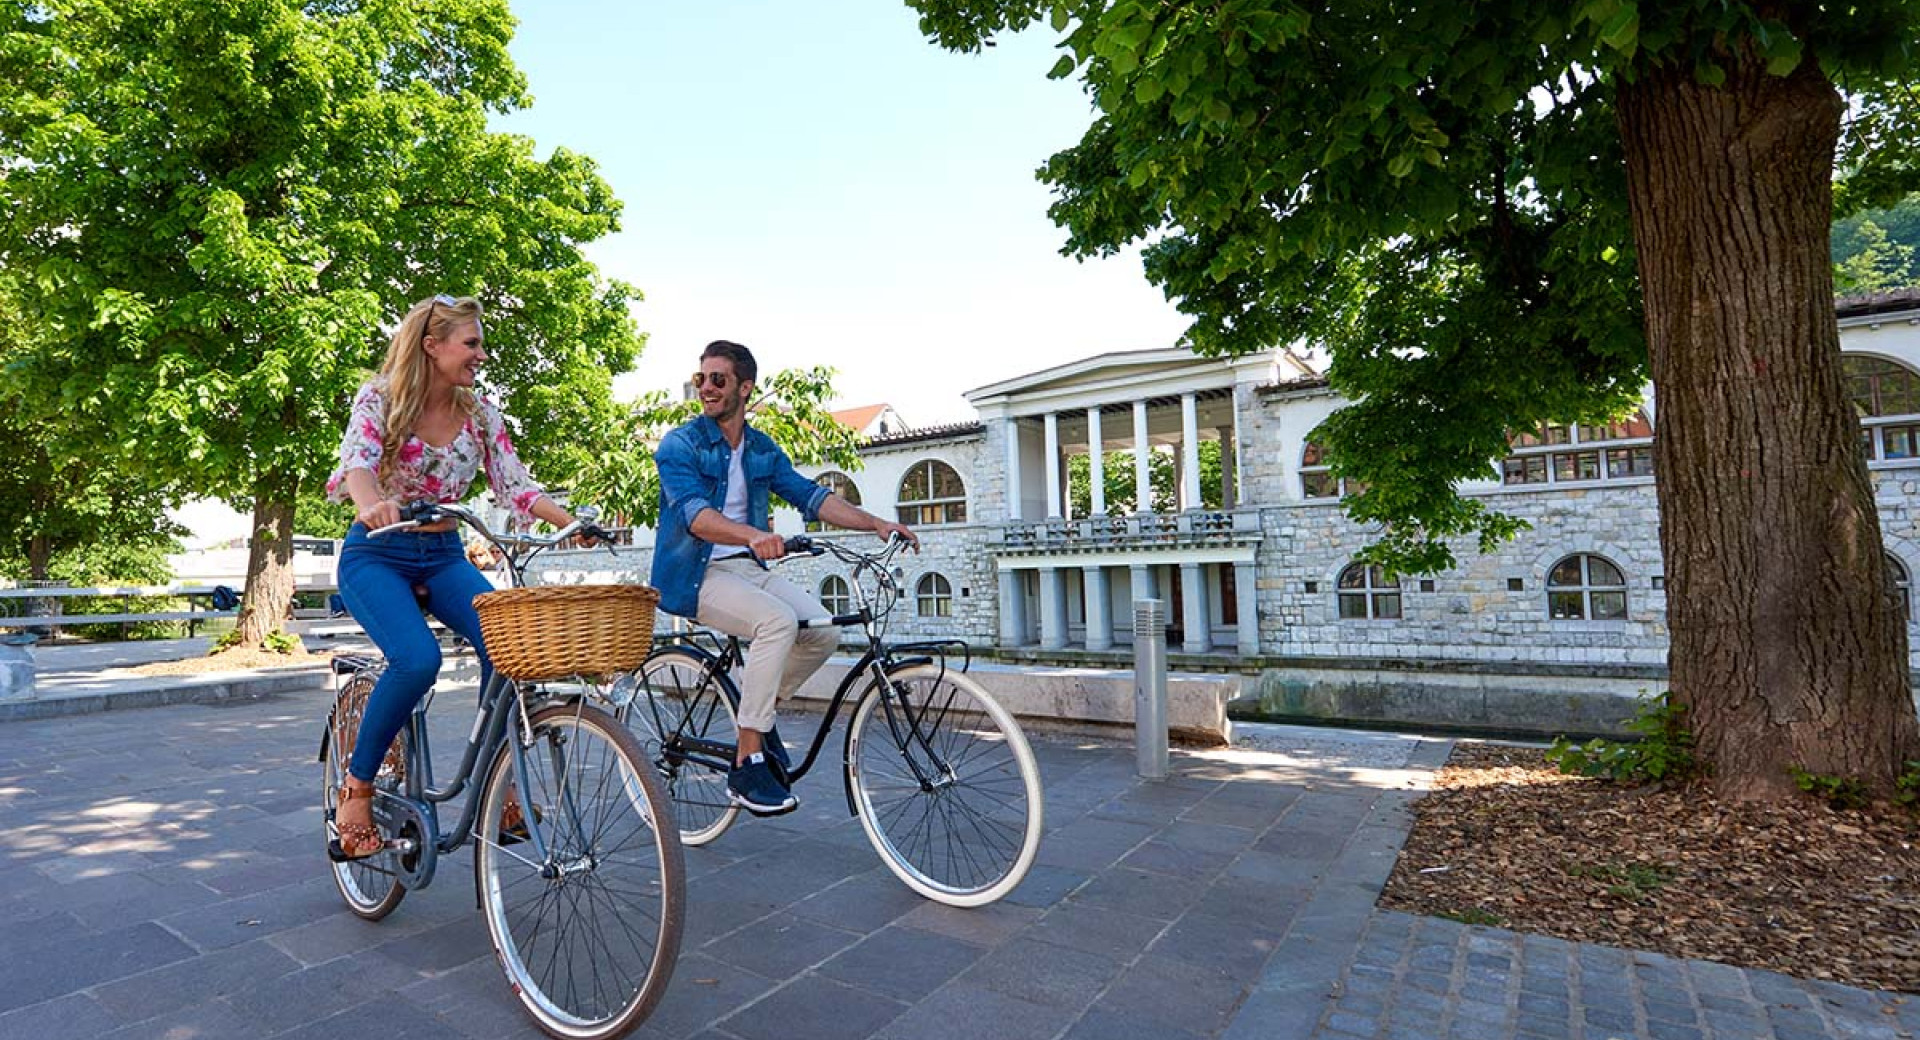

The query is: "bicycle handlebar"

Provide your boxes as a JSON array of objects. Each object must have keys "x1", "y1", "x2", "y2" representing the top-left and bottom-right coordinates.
[{"x1": 370, "y1": 501, "x2": 617, "y2": 558}]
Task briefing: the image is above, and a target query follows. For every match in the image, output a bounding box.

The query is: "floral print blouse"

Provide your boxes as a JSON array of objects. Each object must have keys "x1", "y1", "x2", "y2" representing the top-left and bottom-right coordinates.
[{"x1": 326, "y1": 379, "x2": 546, "y2": 525}]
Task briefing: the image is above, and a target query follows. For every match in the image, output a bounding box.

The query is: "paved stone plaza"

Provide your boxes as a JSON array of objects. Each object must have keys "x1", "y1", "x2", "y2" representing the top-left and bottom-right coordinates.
[{"x1": 0, "y1": 661, "x2": 1911, "y2": 1039}]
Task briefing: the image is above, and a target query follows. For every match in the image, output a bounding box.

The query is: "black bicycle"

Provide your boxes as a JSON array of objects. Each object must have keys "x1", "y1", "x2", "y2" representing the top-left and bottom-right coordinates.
[
  {"x1": 615, "y1": 533, "x2": 1043, "y2": 907},
  {"x1": 320, "y1": 501, "x2": 683, "y2": 1040}
]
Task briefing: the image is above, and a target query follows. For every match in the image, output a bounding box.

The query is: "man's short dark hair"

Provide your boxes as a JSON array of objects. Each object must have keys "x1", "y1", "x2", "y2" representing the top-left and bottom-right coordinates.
[{"x1": 701, "y1": 340, "x2": 757, "y2": 384}]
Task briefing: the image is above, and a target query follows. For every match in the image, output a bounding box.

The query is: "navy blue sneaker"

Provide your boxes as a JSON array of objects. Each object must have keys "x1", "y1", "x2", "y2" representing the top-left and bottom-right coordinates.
[{"x1": 728, "y1": 753, "x2": 798, "y2": 816}]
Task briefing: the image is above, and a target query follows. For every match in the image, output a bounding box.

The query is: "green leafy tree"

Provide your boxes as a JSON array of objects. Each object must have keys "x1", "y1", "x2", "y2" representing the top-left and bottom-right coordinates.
[
  {"x1": 574, "y1": 366, "x2": 864, "y2": 529},
  {"x1": 0, "y1": 280, "x2": 182, "y2": 583},
  {"x1": 911, "y1": 0, "x2": 1920, "y2": 796},
  {"x1": 1833, "y1": 192, "x2": 1920, "y2": 288},
  {"x1": 0, "y1": 0, "x2": 641, "y2": 646},
  {"x1": 1834, "y1": 220, "x2": 1917, "y2": 293},
  {"x1": 1066, "y1": 441, "x2": 1220, "y2": 516}
]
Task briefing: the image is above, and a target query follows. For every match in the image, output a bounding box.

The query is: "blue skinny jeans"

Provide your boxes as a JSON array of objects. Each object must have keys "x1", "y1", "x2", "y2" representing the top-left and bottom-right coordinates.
[{"x1": 336, "y1": 522, "x2": 495, "y2": 783}]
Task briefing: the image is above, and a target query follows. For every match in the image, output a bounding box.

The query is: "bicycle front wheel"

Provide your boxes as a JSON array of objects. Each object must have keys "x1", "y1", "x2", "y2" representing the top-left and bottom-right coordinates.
[
  {"x1": 622, "y1": 647, "x2": 740, "y2": 846},
  {"x1": 476, "y1": 701, "x2": 684, "y2": 1040},
  {"x1": 847, "y1": 664, "x2": 1043, "y2": 907}
]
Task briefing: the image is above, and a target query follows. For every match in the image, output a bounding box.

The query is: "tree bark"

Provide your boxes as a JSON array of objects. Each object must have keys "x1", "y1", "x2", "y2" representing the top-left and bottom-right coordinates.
[
  {"x1": 26, "y1": 534, "x2": 51, "y2": 583},
  {"x1": 235, "y1": 480, "x2": 297, "y2": 647},
  {"x1": 1617, "y1": 55, "x2": 1920, "y2": 797}
]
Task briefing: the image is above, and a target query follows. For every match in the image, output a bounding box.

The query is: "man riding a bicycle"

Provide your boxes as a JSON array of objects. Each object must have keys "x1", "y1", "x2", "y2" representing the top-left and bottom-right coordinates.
[{"x1": 651, "y1": 340, "x2": 917, "y2": 816}]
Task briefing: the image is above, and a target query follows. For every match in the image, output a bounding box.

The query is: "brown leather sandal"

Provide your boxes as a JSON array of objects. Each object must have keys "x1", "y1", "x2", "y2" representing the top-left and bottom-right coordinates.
[
  {"x1": 499, "y1": 793, "x2": 535, "y2": 847},
  {"x1": 328, "y1": 784, "x2": 384, "y2": 862}
]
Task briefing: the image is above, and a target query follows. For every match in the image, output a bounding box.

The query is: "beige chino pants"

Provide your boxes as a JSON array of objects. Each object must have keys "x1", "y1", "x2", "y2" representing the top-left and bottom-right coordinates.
[{"x1": 694, "y1": 556, "x2": 839, "y2": 732}]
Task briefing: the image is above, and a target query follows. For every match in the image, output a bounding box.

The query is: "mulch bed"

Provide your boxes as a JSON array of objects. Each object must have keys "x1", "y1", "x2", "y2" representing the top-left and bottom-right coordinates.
[
  {"x1": 129, "y1": 645, "x2": 323, "y2": 675},
  {"x1": 1379, "y1": 743, "x2": 1920, "y2": 993}
]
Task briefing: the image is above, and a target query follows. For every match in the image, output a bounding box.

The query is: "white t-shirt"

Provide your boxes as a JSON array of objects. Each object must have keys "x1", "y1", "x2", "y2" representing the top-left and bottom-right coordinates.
[{"x1": 710, "y1": 443, "x2": 752, "y2": 561}]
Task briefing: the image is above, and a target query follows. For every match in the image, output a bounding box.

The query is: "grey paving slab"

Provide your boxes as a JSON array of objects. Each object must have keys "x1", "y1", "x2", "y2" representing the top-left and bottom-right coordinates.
[{"x1": 0, "y1": 677, "x2": 1907, "y2": 1040}]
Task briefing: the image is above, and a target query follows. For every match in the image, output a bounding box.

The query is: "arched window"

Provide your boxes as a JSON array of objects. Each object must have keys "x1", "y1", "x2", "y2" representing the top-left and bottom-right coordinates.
[
  {"x1": 1336, "y1": 563, "x2": 1401, "y2": 620},
  {"x1": 915, "y1": 573, "x2": 953, "y2": 618},
  {"x1": 1846, "y1": 356, "x2": 1920, "y2": 460},
  {"x1": 1300, "y1": 437, "x2": 1345, "y2": 500},
  {"x1": 898, "y1": 460, "x2": 966, "y2": 525},
  {"x1": 1888, "y1": 553, "x2": 1910, "y2": 623},
  {"x1": 820, "y1": 574, "x2": 852, "y2": 617},
  {"x1": 806, "y1": 471, "x2": 861, "y2": 532},
  {"x1": 1503, "y1": 412, "x2": 1654, "y2": 486},
  {"x1": 1547, "y1": 554, "x2": 1628, "y2": 620}
]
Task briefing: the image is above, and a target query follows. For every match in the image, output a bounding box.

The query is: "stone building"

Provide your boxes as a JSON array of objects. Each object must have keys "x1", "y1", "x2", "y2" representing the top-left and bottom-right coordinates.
[{"x1": 538, "y1": 290, "x2": 1920, "y2": 732}]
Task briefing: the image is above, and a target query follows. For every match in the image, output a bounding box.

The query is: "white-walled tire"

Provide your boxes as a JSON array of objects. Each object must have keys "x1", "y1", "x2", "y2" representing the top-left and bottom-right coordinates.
[{"x1": 847, "y1": 664, "x2": 1042, "y2": 906}]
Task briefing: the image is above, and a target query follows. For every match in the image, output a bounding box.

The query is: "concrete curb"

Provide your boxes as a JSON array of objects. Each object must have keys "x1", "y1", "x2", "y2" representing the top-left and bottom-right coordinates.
[{"x1": 0, "y1": 665, "x2": 330, "y2": 722}]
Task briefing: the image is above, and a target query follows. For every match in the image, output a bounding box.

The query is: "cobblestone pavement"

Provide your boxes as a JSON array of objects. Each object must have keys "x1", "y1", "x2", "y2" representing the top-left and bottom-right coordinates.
[{"x1": 0, "y1": 682, "x2": 1910, "y2": 1040}]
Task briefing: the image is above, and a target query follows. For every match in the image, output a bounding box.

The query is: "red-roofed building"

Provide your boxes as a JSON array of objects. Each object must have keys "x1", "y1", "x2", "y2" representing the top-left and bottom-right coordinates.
[{"x1": 830, "y1": 403, "x2": 907, "y2": 439}]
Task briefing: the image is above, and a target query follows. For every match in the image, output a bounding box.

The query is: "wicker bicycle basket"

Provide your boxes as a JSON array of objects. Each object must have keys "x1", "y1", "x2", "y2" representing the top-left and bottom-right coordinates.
[{"x1": 472, "y1": 584, "x2": 659, "y2": 682}]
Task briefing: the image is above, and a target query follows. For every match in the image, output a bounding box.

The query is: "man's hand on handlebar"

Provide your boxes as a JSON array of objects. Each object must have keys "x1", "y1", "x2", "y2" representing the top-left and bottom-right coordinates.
[
  {"x1": 748, "y1": 530, "x2": 788, "y2": 561},
  {"x1": 873, "y1": 519, "x2": 919, "y2": 552}
]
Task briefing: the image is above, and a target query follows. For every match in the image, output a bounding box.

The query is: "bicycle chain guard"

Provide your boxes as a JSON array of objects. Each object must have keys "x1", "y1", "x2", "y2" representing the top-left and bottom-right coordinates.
[{"x1": 374, "y1": 793, "x2": 436, "y2": 890}]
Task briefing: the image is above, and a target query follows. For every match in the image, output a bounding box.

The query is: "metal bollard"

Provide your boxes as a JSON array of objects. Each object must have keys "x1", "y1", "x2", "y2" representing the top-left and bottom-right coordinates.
[{"x1": 1132, "y1": 598, "x2": 1169, "y2": 780}]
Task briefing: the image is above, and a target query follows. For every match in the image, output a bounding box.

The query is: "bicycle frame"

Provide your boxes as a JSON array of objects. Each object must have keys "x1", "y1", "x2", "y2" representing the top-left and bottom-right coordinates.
[
  {"x1": 644, "y1": 531, "x2": 975, "y2": 815},
  {"x1": 324, "y1": 500, "x2": 615, "y2": 888}
]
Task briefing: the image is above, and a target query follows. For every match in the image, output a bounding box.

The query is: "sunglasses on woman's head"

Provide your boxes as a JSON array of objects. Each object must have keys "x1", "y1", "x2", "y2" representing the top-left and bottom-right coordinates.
[{"x1": 691, "y1": 371, "x2": 736, "y2": 389}]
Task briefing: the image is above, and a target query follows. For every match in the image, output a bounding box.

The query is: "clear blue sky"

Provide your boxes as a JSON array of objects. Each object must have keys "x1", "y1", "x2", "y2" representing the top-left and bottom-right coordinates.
[{"x1": 492, "y1": 0, "x2": 1192, "y2": 425}]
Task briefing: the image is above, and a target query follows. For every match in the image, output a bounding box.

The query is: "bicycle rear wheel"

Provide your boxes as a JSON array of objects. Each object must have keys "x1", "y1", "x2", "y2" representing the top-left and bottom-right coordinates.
[
  {"x1": 621, "y1": 647, "x2": 740, "y2": 845},
  {"x1": 847, "y1": 664, "x2": 1043, "y2": 907},
  {"x1": 322, "y1": 668, "x2": 406, "y2": 920},
  {"x1": 476, "y1": 701, "x2": 684, "y2": 1040}
]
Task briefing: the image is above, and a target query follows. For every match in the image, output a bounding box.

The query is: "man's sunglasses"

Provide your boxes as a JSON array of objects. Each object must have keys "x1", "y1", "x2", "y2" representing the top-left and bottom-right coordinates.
[{"x1": 691, "y1": 371, "x2": 738, "y2": 390}]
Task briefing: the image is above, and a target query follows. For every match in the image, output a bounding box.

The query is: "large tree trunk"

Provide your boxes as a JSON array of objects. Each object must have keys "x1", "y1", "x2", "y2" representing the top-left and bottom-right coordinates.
[
  {"x1": 1617, "y1": 54, "x2": 1920, "y2": 798},
  {"x1": 26, "y1": 534, "x2": 52, "y2": 583},
  {"x1": 234, "y1": 481, "x2": 297, "y2": 647}
]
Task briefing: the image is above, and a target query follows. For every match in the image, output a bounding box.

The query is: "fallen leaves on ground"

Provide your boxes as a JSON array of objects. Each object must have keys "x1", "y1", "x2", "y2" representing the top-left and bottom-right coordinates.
[{"x1": 1379, "y1": 743, "x2": 1920, "y2": 993}]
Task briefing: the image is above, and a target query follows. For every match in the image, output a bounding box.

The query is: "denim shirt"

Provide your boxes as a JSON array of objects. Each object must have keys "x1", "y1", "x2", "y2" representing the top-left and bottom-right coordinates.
[{"x1": 650, "y1": 415, "x2": 830, "y2": 618}]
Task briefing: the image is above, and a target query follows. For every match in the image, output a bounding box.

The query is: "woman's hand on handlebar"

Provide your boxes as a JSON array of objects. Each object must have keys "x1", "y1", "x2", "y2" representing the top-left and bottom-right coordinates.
[{"x1": 356, "y1": 498, "x2": 402, "y2": 530}]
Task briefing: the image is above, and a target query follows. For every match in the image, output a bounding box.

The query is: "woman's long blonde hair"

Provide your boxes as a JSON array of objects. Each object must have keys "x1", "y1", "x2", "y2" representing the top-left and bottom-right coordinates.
[{"x1": 375, "y1": 294, "x2": 484, "y2": 487}]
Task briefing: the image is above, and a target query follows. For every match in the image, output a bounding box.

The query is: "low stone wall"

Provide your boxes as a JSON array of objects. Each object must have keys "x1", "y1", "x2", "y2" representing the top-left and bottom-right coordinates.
[
  {"x1": 790, "y1": 657, "x2": 1237, "y2": 745},
  {"x1": 0, "y1": 643, "x2": 32, "y2": 701},
  {"x1": 1242, "y1": 665, "x2": 1652, "y2": 738}
]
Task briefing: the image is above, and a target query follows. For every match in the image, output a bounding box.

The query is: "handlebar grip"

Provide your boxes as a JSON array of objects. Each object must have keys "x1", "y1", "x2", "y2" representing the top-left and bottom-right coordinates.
[
  {"x1": 783, "y1": 535, "x2": 824, "y2": 557},
  {"x1": 398, "y1": 499, "x2": 440, "y2": 522}
]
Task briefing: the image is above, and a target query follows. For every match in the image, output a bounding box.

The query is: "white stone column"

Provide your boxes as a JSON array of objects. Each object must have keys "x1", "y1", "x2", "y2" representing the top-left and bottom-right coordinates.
[
  {"x1": 1180, "y1": 562, "x2": 1212, "y2": 653},
  {"x1": 1083, "y1": 566, "x2": 1112, "y2": 651},
  {"x1": 1132, "y1": 399, "x2": 1152, "y2": 513},
  {"x1": 998, "y1": 569, "x2": 1028, "y2": 647},
  {"x1": 1087, "y1": 406, "x2": 1106, "y2": 516},
  {"x1": 1234, "y1": 560, "x2": 1259, "y2": 656},
  {"x1": 1043, "y1": 412, "x2": 1062, "y2": 519},
  {"x1": 1180, "y1": 393, "x2": 1202, "y2": 510},
  {"x1": 1217, "y1": 426, "x2": 1235, "y2": 509},
  {"x1": 1004, "y1": 418, "x2": 1024, "y2": 522},
  {"x1": 1038, "y1": 567, "x2": 1068, "y2": 649},
  {"x1": 1130, "y1": 563, "x2": 1156, "y2": 605}
]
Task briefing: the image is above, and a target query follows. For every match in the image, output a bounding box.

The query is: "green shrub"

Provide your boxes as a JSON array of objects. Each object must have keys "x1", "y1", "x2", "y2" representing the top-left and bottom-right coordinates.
[
  {"x1": 262, "y1": 629, "x2": 301, "y2": 654},
  {"x1": 1790, "y1": 767, "x2": 1871, "y2": 810},
  {"x1": 1896, "y1": 761, "x2": 1920, "y2": 811},
  {"x1": 1544, "y1": 691, "x2": 1698, "y2": 784},
  {"x1": 209, "y1": 629, "x2": 243, "y2": 654}
]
